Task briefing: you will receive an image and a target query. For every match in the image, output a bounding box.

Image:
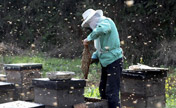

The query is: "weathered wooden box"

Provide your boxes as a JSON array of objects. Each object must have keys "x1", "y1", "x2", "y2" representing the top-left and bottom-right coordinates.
[
  {"x1": 121, "y1": 69, "x2": 168, "y2": 108},
  {"x1": 0, "y1": 100, "x2": 45, "y2": 108},
  {"x1": 4, "y1": 63, "x2": 42, "y2": 101},
  {"x1": 0, "y1": 82, "x2": 15, "y2": 103},
  {"x1": 33, "y1": 78, "x2": 86, "y2": 108}
]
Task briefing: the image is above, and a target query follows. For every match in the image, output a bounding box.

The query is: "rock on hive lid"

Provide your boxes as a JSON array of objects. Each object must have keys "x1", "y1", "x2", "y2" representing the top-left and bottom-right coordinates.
[
  {"x1": 47, "y1": 71, "x2": 75, "y2": 80},
  {"x1": 128, "y1": 63, "x2": 168, "y2": 71}
]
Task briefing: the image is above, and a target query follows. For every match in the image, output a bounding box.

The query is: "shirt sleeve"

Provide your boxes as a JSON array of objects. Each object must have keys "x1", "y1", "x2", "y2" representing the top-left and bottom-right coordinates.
[{"x1": 87, "y1": 19, "x2": 111, "y2": 41}]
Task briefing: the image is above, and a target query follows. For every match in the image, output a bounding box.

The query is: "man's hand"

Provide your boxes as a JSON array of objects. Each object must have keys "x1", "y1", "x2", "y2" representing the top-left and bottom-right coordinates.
[
  {"x1": 82, "y1": 39, "x2": 89, "y2": 46},
  {"x1": 91, "y1": 58, "x2": 99, "y2": 64}
]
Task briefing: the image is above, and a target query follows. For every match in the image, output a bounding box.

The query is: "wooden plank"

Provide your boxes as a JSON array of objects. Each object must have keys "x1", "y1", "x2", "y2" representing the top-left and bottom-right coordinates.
[
  {"x1": 0, "y1": 101, "x2": 45, "y2": 108},
  {"x1": 74, "y1": 103, "x2": 87, "y2": 108}
]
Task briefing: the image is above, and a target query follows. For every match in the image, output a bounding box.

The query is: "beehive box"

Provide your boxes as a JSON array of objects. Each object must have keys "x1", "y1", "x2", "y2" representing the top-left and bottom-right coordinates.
[
  {"x1": 4, "y1": 63, "x2": 42, "y2": 101},
  {"x1": 0, "y1": 82, "x2": 15, "y2": 103},
  {"x1": 121, "y1": 69, "x2": 168, "y2": 108},
  {"x1": 0, "y1": 100, "x2": 45, "y2": 108},
  {"x1": 33, "y1": 78, "x2": 86, "y2": 108}
]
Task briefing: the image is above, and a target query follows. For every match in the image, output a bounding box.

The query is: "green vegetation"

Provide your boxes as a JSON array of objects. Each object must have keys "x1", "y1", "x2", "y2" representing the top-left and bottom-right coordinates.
[
  {"x1": 84, "y1": 85, "x2": 100, "y2": 98},
  {"x1": 166, "y1": 72, "x2": 176, "y2": 108},
  {"x1": 0, "y1": 0, "x2": 175, "y2": 66},
  {"x1": 0, "y1": 0, "x2": 175, "y2": 107}
]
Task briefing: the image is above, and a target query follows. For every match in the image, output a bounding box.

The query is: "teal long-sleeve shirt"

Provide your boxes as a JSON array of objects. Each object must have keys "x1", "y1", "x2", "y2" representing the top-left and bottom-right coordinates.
[{"x1": 86, "y1": 17, "x2": 123, "y2": 67}]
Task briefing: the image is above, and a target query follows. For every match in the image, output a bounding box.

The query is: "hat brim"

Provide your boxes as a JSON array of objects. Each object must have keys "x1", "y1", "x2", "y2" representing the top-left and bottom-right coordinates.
[{"x1": 81, "y1": 10, "x2": 103, "y2": 27}]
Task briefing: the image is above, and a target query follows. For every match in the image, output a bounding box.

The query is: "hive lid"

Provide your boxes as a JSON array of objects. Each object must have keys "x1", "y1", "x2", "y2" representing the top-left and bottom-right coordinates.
[
  {"x1": 0, "y1": 101, "x2": 45, "y2": 108},
  {"x1": 122, "y1": 68, "x2": 168, "y2": 79},
  {"x1": 4, "y1": 63, "x2": 42, "y2": 71},
  {"x1": 32, "y1": 78, "x2": 86, "y2": 90},
  {"x1": 47, "y1": 71, "x2": 75, "y2": 80},
  {"x1": 124, "y1": 68, "x2": 168, "y2": 72},
  {"x1": 0, "y1": 82, "x2": 14, "y2": 89}
]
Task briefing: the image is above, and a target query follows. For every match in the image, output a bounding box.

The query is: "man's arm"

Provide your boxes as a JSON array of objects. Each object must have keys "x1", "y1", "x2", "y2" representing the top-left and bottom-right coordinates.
[{"x1": 87, "y1": 19, "x2": 111, "y2": 41}]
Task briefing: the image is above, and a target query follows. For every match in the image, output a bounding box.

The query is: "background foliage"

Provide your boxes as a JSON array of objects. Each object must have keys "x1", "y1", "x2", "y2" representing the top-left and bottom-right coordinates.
[{"x1": 0, "y1": 0, "x2": 175, "y2": 66}]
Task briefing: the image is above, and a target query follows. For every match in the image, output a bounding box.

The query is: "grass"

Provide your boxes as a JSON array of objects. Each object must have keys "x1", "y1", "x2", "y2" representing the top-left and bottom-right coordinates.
[
  {"x1": 1, "y1": 55, "x2": 176, "y2": 107},
  {"x1": 84, "y1": 85, "x2": 100, "y2": 98},
  {"x1": 166, "y1": 71, "x2": 176, "y2": 108}
]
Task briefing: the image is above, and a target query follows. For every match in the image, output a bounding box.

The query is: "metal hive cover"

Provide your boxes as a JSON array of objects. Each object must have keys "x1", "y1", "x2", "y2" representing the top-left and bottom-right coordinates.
[
  {"x1": 4, "y1": 63, "x2": 42, "y2": 71},
  {"x1": 32, "y1": 78, "x2": 86, "y2": 90},
  {"x1": 0, "y1": 82, "x2": 14, "y2": 89}
]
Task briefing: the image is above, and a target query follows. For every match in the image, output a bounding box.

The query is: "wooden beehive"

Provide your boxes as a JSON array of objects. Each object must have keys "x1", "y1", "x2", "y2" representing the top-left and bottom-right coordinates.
[
  {"x1": 121, "y1": 69, "x2": 168, "y2": 108},
  {"x1": 33, "y1": 78, "x2": 86, "y2": 108},
  {"x1": 0, "y1": 82, "x2": 15, "y2": 103},
  {"x1": 4, "y1": 63, "x2": 42, "y2": 101}
]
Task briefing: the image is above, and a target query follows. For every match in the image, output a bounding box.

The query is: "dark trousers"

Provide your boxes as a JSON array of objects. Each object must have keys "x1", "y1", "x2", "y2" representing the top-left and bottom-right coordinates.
[{"x1": 99, "y1": 58, "x2": 123, "y2": 108}]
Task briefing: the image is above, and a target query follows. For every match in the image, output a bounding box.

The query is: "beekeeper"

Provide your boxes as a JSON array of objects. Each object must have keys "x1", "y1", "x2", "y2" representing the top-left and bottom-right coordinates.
[{"x1": 81, "y1": 9, "x2": 123, "y2": 108}]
